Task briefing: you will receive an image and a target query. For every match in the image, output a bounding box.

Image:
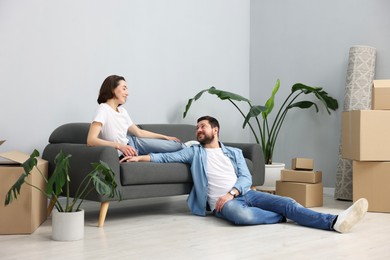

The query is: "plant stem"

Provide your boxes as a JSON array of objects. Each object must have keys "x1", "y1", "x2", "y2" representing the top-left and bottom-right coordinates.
[
  {"x1": 73, "y1": 173, "x2": 95, "y2": 209},
  {"x1": 228, "y1": 99, "x2": 260, "y2": 144},
  {"x1": 265, "y1": 91, "x2": 302, "y2": 164},
  {"x1": 36, "y1": 166, "x2": 49, "y2": 183},
  {"x1": 75, "y1": 186, "x2": 96, "y2": 212},
  {"x1": 22, "y1": 180, "x2": 50, "y2": 198}
]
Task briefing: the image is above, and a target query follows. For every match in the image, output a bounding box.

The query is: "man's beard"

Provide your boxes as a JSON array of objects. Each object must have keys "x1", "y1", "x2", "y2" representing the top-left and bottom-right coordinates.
[{"x1": 197, "y1": 132, "x2": 215, "y2": 145}]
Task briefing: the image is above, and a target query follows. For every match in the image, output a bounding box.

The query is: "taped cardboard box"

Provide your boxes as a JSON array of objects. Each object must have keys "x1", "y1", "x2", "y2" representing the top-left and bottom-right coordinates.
[
  {"x1": 281, "y1": 169, "x2": 322, "y2": 183},
  {"x1": 276, "y1": 181, "x2": 323, "y2": 207},
  {"x1": 372, "y1": 80, "x2": 390, "y2": 110},
  {"x1": 0, "y1": 151, "x2": 48, "y2": 234},
  {"x1": 353, "y1": 161, "x2": 390, "y2": 213},
  {"x1": 291, "y1": 158, "x2": 314, "y2": 170},
  {"x1": 341, "y1": 110, "x2": 390, "y2": 161}
]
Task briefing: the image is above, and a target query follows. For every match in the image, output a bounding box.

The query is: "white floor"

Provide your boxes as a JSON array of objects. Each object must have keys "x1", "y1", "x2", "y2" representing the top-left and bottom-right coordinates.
[{"x1": 1, "y1": 190, "x2": 390, "y2": 260}]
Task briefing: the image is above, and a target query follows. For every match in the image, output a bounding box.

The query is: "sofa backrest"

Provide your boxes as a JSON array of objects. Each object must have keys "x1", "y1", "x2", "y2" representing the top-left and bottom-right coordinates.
[
  {"x1": 48, "y1": 123, "x2": 197, "y2": 144},
  {"x1": 138, "y1": 124, "x2": 196, "y2": 143},
  {"x1": 49, "y1": 123, "x2": 90, "y2": 144}
]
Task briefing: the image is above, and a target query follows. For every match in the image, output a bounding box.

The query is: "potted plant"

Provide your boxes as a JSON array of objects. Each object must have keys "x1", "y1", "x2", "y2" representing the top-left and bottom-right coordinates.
[
  {"x1": 4, "y1": 149, "x2": 122, "y2": 241},
  {"x1": 183, "y1": 79, "x2": 338, "y2": 189}
]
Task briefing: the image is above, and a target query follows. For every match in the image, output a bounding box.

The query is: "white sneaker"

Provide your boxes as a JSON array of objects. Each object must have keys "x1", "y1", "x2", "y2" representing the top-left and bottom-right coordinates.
[
  {"x1": 184, "y1": 140, "x2": 200, "y2": 147},
  {"x1": 333, "y1": 198, "x2": 368, "y2": 233}
]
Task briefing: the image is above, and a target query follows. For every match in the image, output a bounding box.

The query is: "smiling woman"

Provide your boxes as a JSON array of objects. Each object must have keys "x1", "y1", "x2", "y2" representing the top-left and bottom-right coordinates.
[{"x1": 86, "y1": 75, "x2": 185, "y2": 160}]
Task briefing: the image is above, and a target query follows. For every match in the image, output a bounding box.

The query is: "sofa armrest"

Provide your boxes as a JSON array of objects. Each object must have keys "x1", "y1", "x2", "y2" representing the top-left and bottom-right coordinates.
[
  {"x1": 42, "y1": 143, "x2": 121, "y2": 202},
  {"x1": 224, "y1": 142, "x2": 265, "y2": 186}
]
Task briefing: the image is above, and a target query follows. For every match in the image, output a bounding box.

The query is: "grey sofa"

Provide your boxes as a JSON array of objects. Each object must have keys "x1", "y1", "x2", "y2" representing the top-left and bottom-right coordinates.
[{"x1": 42, "y1": 123, "x2": 265, "y2": 226}]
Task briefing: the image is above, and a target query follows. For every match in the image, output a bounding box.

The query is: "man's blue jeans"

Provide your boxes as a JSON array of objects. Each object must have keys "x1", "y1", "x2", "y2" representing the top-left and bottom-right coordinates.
[
  {"x1": 127, "y1": 135, "x2": 186, "y2": 155},
  {"x1": 214, "y1": 190, "x2": 336, "y2": 231}
]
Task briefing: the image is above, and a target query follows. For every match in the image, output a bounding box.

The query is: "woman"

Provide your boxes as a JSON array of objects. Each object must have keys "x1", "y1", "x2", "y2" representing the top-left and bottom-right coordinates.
[{"x1": 87, "y1": 75, "x2": 185, "y2": 159}]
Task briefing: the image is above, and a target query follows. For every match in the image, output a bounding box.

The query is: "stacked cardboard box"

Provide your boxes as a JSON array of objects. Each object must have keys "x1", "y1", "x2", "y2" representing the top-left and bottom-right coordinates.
[
  {"x1": 341, "y1": 80, "x2": 390, "y2": 213},
  {"x1": 275, "y1": 158, "x2": 323, "y2": 207},
  {"x1": 0, "y1": 148, "x2": 48, "y2": 234}
]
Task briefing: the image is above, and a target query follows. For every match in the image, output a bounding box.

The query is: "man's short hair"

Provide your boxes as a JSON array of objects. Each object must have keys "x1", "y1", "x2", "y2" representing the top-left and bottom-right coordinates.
[{"x1": 197, "y1": 116, "x2": 220, "y2": 134}]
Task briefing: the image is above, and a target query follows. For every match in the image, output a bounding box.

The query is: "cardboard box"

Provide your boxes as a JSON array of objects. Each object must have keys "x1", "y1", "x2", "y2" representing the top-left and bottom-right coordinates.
[
  {"x1": 372, "y1": 80, "x2": 390, "y2": 110},
  {"x1": 275, "y1": 181, "x2": 323, "y2": 207},
  {"x1": 291, "y1": 158, "x2": 314, "y2": 170},
  {"x1": 341, "y1": 110, "x2": 390, "y2": 161},
  {"x1": 281, "y1": 169, "x2": 322, "y2": 183},
  {"x1": 0, "y1": 151, "x2": 48, "y2": 234},
  {"x1": 353, "y1": 161, "x2": 390, "y2": 213}
]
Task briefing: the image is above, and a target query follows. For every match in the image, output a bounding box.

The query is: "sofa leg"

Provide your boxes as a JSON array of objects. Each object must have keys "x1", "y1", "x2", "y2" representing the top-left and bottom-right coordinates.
[{"x1": 98, "y1": 202, "x2": 110, "y2": 227}]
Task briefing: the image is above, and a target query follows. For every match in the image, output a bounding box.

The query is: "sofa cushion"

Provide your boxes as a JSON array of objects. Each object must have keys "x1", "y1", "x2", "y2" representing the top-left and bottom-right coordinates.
[
  {"x1": 121, "y1": 159, "x2": 254, "y2": 186},
  {"x1": 120, "y1": 162, "x2": 192, "y2": 185}
]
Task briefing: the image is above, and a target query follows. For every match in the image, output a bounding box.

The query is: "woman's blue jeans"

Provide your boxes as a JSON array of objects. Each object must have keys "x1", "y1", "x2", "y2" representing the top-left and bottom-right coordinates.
[
  {"x1": 127, "y1": 135, "x2": 186, "y2": 155},
  {"x1": 214, "y1": 190, "x2": 336, "y2": 231}
]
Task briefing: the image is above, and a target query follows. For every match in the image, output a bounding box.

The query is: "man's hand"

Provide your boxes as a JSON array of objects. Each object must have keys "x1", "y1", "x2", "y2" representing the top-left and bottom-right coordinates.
[
  {"x1": 215, "y1": 193, "x2": 235, "y2": 212},
  {"x1": 120, "y1": 155, "x2": 151, "y2": 163}
]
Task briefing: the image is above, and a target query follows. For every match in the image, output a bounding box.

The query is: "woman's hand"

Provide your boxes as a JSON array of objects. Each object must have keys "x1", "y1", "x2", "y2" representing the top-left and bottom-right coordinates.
[
  {"x1": 165, "y1": 135, "x2": 181, "y2": 142},
  {"x1": 117, "y1": 144, "x2": 138, "y2": 157}
]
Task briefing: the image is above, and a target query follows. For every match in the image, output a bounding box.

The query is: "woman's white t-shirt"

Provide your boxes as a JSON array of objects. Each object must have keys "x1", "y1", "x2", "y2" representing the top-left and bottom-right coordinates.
[{"x1": 92, "y1": 103, "x2": 133, "y2": 145}]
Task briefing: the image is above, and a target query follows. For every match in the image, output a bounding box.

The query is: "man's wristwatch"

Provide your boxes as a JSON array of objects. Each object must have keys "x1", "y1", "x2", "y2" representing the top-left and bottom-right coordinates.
[{"x1": 229, "y1": 189, "x2": 237, "y2": 198}]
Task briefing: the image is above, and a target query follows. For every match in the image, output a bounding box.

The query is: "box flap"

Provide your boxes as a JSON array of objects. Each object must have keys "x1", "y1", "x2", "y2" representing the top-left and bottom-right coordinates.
[
  {"x1": 0, "y1": 140, "x2": 5, "y2": 146},
  {"x1": 0, "y1": 151, "x2": 30, "y2": 164},
  {"x1": 373, "y1": 80, "x2": 390, "y2": 88}
]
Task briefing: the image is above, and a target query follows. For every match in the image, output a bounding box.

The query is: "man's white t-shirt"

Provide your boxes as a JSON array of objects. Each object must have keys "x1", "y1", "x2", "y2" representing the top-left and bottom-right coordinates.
[
  {"x1": 205, "y1": 148, "x2": 237, "y2": 212},
  {"x1": 92, "y1": 103, "x2": 133, "y2": 145}
]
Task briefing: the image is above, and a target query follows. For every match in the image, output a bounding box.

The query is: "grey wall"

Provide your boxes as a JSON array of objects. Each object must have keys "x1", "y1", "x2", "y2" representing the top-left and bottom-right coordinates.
[
  {"x1": 2, "y1": 0, "x2": 389, "y2": 188},
  {"x1": 0, "y1": 0, "x2": 250, "y2": 154},
  {"x1": 250, "y1": 0, "x2": 390, "y2": 187}
]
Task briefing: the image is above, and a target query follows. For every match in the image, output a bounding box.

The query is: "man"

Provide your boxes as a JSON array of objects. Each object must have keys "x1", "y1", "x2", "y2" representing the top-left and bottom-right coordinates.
[{"x1": 123, "y1": 116, "x2": 368, "y2": 233}]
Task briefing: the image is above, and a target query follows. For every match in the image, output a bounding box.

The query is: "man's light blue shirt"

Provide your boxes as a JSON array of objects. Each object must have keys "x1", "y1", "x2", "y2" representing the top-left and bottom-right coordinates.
[{"x1": 150, "y1": 142, "x2": 253, "y2": 216}]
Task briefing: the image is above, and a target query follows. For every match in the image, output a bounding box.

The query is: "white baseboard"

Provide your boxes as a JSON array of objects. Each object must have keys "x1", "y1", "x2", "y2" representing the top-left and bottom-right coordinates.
[{"x1": 323, "y1": 187, "x2": 335, "y2": 196}]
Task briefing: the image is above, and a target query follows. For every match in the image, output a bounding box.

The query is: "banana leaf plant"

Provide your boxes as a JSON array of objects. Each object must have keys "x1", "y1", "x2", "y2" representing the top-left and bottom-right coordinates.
[
  {"x1": 183, "y1": 79, "x2": 339, "y2": 164},
  {"x1": 5, "y1": 149, "x2": 122, "y2": 212}
]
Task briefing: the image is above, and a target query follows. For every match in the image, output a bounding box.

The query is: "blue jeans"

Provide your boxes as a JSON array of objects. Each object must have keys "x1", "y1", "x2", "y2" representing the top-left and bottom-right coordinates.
[
  {"x1": 214, "y1": 190, "x2": 336, "y2": 231},
  {"x1": 127, "y1": 135, "x2": 186, "y2": 155}
]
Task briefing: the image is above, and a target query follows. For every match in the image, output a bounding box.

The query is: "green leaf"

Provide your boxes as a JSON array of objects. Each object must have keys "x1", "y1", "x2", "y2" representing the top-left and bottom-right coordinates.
[
  {"x1": 291, "y1": 83, "x2": 338, "y2": 114},
  {"x1": 314, "y1": 90, "x2": 339, "y2": 113},
  {"x1": 183, "y1": 88, "x2": 213, "y2": 118},
  {"x1": 91, "y1": 161, "x2": 122, "y2": 200},
  {"x1": 46, "y1": 151, "x2": 71, "y2": 196},
  {"x1": 207, "y1": 87, "x2": 250, "y2": 102},
  {"x1": 4, "y1": 173, "x2": 29, "y2": 205},
  {"x1": 243, "y1": 105, "x2": 267, "y2": 128},
  {"x1": 291, "y1": 83, "x2": 321, "y2": 93},
  {"x1": 263, "y1": 79, "x2": 280, "y2": 118},
  {"x1": 4, "y1": 150, "x2": 40, "y2": 206},
  {"x1": 183, "y1": 87, "x2": 250, "y2": 118},
  {"x1": 288, "y1": 101, "x2": 319, "y2": 112},
  {"x1": 21, "y1": 149, "x2": 39, "y2": 175}
]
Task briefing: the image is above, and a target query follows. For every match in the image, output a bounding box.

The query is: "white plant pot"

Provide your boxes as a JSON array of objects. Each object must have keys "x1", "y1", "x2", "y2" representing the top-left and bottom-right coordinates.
[
  {"x1": 52, "y1": 209, "x2": 84, "y2": 241},
  {"x1": 257, "y1": 162, "x2": 285, "y2": 192}
]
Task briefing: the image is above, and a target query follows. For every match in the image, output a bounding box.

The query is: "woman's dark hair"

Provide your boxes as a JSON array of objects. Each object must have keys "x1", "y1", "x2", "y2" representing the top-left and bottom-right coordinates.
[
  {"x1": 197, "y1": 115, "x2": 220, "y2": 135},
  {"x1": 97, "y1": 75, "x2": 126, "y2": 104}
]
